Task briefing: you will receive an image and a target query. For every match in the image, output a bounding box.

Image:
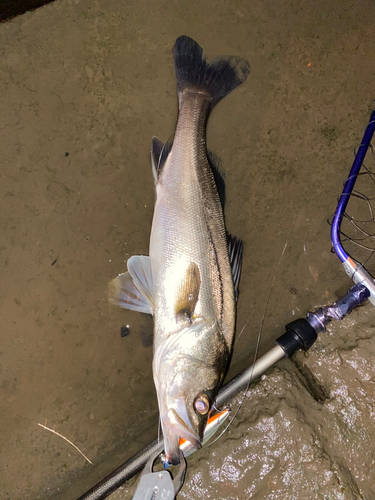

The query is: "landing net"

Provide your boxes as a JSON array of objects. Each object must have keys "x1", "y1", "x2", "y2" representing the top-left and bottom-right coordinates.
[{"x1": 330, "y1": 107, "x2": 375, "y2": 305}]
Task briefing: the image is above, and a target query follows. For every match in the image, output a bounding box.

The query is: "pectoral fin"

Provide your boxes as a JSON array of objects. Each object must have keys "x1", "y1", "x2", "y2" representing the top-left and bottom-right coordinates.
[{"x1": 174, "y1": 262, "x2": 201, "y2": 322}]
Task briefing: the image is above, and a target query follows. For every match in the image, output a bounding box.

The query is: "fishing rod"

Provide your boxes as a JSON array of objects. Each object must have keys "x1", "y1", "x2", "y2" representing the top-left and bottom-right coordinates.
[
  {"x1": 77, "y1": 287, "x2": 369, "y2": 500},
  {"x1": 77, "y1": 106, "x2": 375, "y2": 500}
]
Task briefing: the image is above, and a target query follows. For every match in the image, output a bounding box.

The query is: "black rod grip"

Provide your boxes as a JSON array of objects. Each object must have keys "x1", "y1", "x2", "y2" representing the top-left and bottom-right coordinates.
[{"x1": 276, "y1": 318, "x2": 318, "y2": 357}]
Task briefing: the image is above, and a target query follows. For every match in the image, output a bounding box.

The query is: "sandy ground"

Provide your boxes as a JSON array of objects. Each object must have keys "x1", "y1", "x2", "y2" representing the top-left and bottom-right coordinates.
[{"x1": 1, "y1": 0, "x2": 375, "y2": 499}]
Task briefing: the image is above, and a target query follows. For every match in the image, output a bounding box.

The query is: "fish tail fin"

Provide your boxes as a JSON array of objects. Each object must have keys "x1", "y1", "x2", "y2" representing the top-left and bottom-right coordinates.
[{"x1": 173, "y1": 36, "x2": 250, "y2": 109}]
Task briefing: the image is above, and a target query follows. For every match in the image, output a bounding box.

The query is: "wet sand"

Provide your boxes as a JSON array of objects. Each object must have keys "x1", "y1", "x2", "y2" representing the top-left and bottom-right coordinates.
[{"x1": 1, "y1": 1, "x2": 375, "y2": 498}]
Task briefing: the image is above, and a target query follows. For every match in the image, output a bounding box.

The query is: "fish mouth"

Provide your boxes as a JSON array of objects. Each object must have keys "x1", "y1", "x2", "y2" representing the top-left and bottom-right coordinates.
[{"x1": 162, "y1": 406, "x2": 201, "y2": 465}]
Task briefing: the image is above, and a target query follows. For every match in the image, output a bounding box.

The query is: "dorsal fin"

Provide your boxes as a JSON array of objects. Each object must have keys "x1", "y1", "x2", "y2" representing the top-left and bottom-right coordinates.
[
  {"x1": 151, "y1": 135, "x2": 174, "y2": 181},
  {"x1": 227, "y1": 234, "x2": 243, "y2": 302}
]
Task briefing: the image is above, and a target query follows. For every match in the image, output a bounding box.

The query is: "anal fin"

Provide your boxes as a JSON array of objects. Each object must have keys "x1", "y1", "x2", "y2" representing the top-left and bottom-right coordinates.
[{"x1": 151, "y1": 135, "x2": 173, "y2": 182}]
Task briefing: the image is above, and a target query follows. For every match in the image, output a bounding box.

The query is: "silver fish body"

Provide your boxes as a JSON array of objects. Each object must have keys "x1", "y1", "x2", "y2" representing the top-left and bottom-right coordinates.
[{"x1": 109, "y1": 36, "x2": 249, "y2": 465}]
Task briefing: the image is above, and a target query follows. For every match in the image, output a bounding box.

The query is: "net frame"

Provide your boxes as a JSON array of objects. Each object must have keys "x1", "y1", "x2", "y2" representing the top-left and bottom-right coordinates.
[{"x1": 330, "y1": 107, "x2": 375, "y2": 305}]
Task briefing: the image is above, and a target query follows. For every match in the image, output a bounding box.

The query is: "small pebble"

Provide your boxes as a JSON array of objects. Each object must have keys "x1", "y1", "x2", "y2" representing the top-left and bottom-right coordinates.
[{"x1": 120, "y1": 325, "x2": 130, "y2": 337}]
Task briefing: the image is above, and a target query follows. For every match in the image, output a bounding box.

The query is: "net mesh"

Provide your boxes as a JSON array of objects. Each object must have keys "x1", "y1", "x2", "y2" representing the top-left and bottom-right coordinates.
[{"x1": 331, "y1": 144, "x2": 375, "y2": 273}]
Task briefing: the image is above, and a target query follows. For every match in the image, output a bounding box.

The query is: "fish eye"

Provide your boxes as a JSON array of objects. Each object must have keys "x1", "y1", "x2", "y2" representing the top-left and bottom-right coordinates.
[{"x1": 194, "y1": 394, "x2": 210, "y2": 415}]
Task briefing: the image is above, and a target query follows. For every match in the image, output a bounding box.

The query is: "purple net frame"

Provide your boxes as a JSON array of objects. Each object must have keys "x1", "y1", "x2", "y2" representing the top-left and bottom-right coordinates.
[{"x1": 330, "y1": 107, "x2": 375, "y2": 305}]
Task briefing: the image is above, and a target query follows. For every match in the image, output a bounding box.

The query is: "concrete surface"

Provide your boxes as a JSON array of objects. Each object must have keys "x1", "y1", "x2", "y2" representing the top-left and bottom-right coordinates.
[{"x1": 1, "y1": 0, "x2": 375, "y2": 499}]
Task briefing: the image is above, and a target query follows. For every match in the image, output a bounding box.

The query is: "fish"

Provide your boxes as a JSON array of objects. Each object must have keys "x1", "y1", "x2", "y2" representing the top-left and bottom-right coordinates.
[{"x1": 109, "y1": 35, "x2": 249, "y2": 465}]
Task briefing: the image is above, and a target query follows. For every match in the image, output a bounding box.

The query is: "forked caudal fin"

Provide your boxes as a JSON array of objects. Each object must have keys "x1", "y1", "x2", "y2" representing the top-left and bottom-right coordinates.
[{"x1": 173, "y1": 36, "x2": 250, "y2": 109}]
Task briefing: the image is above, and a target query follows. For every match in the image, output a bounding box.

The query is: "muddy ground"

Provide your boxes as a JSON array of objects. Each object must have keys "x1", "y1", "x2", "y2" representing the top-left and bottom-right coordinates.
[{"x1": 1, "y1": 0, "x2": 375, "y2": 499}]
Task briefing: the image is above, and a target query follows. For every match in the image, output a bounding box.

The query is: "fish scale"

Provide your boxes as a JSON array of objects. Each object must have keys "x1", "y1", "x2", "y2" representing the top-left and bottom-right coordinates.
[{"x1": 151, "y1": 94, "x2": 224, "y2": 339}]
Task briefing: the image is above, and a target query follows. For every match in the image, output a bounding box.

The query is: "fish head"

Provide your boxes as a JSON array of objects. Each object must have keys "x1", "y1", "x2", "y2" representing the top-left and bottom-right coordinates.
[{"x1": 153, "y1": 320, "x2": 228, "y2": 465}]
